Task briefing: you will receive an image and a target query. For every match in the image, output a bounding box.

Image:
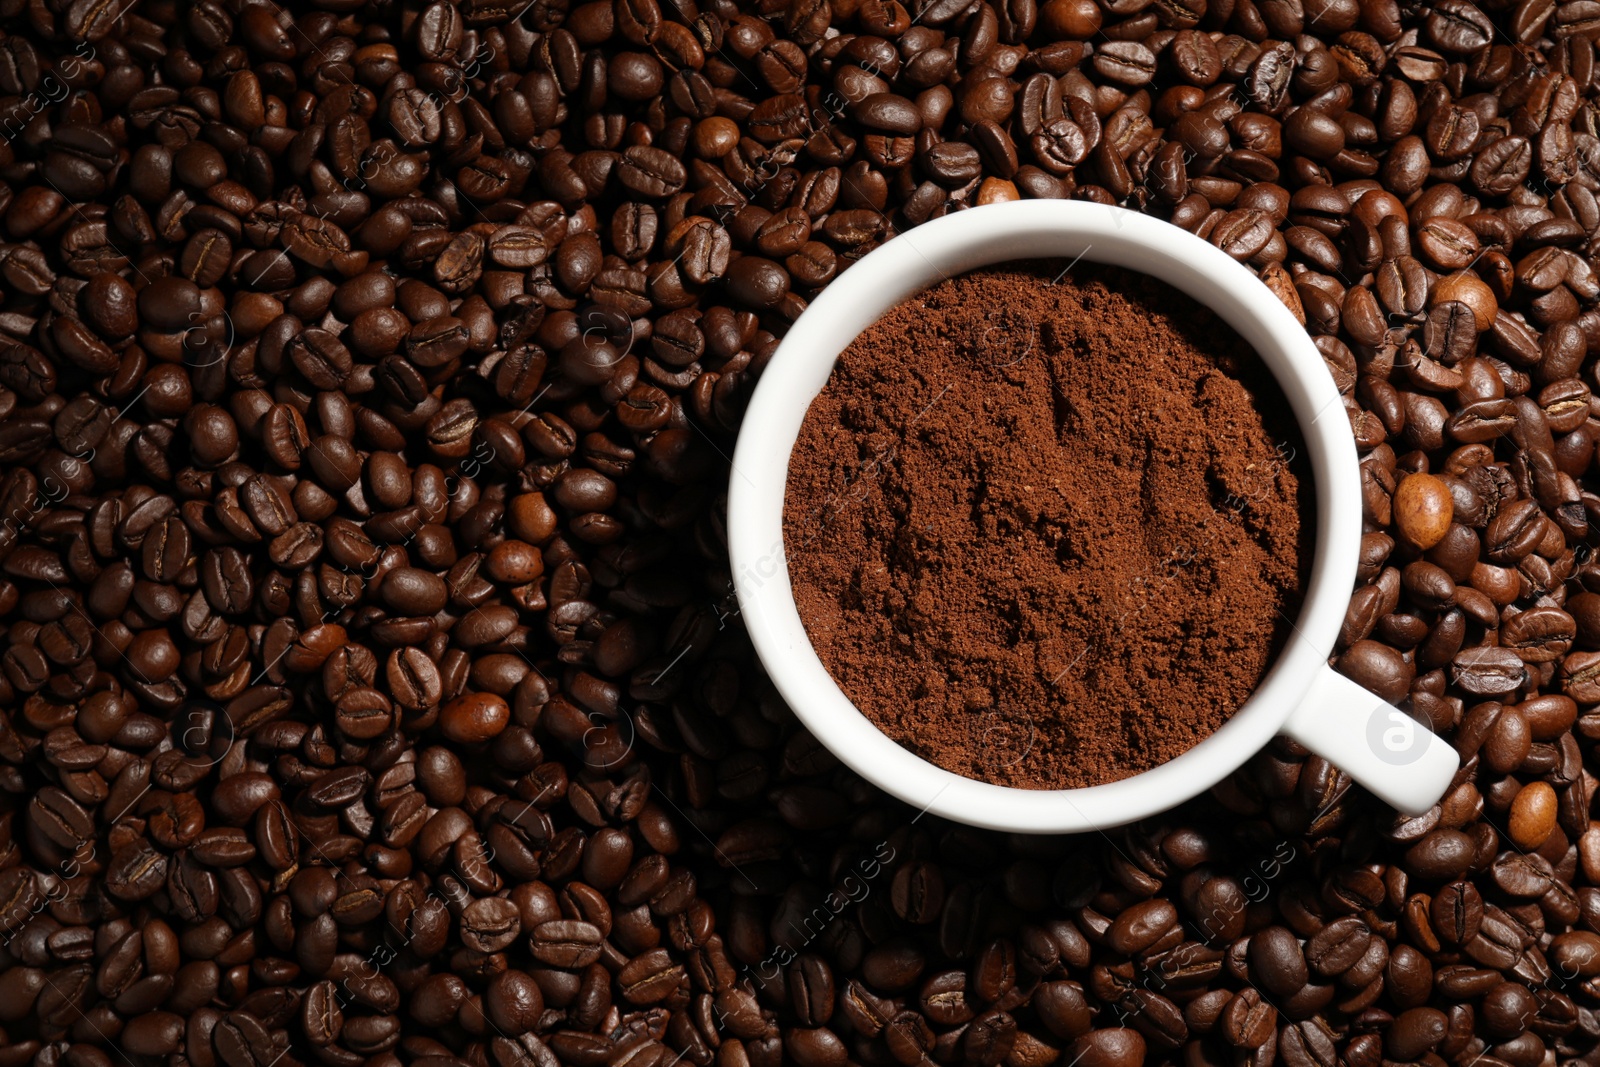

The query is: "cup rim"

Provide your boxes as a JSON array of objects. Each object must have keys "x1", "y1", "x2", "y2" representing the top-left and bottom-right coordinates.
[{"x1": 727, "y1": 200, "x2": 1362, "y2": 833}]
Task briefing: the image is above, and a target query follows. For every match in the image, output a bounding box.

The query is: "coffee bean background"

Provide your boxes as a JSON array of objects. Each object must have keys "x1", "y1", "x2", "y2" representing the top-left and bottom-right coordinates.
[{"x1": 3, "y1": 0, "x2": 1600, "y2": 1065}]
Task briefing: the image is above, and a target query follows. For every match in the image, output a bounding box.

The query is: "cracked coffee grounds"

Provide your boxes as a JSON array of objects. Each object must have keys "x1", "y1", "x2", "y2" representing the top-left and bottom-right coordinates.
[{"x1": 786, "y1": 259, "x2": 1311, "y2": 788}]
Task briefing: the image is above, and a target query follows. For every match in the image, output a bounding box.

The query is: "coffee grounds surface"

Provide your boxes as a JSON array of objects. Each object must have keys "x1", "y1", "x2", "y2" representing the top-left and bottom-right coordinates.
[{"x1": 785, "y1": 260, "x2": 1311, "y2": 789}]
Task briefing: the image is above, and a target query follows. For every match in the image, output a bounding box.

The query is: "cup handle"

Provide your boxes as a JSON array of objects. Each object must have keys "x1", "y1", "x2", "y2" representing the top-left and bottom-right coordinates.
[{"x1": 1282, "y1": 663, "x2": 1460, "y2": 815}]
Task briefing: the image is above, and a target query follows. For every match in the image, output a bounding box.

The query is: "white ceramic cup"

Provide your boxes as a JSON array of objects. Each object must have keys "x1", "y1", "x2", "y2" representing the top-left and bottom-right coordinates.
[{"x1": 727, "y1": 199, "x2": 1461, "y2": 833}]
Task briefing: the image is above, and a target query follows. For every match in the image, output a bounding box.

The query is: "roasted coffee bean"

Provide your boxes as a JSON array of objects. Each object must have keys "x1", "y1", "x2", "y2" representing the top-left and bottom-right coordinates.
[
  {"x1": 1305, "y1": 917, "x2": 1371, "y2": 977},
  {"x1": 1106, "y1": 899, "x2": 1177, "y2": 954},
  {"x1": 1067, "y1": 1029, "x2": 1145, "y2": 1067},
  {"x1": 1386, "y1": 1007, "x2": 1449, "y2": 1060},
  {"x1": 1432, "y1": 882, "x2": 1485, "y2": 945},
  {"x1": 460, "y1": 896, "x2": 522, "y2": 953},
  {"x1": 1248, "y1": 926, "x2": 1309, "y2": 997},
  {"x1": 387, "y1": 648, "x2": 443, "y2": 710},
  {"x1": 530, "y1": 920, "x2": 605, "y2": 968},
  {"x1": 1220, "y1": 988, "x2": 1276, "y2": 1047}
]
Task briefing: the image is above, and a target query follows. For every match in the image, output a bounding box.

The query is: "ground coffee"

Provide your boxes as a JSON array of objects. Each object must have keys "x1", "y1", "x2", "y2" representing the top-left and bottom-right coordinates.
[{"x1": 785, "y1": 260, "x2": 1310, "y2": 789}]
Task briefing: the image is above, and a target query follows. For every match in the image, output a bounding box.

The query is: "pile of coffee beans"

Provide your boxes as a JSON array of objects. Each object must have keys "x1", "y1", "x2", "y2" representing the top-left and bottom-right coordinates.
[{"x1": 4, "y1": 0, "x2": 1600, "y2": 1064}]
